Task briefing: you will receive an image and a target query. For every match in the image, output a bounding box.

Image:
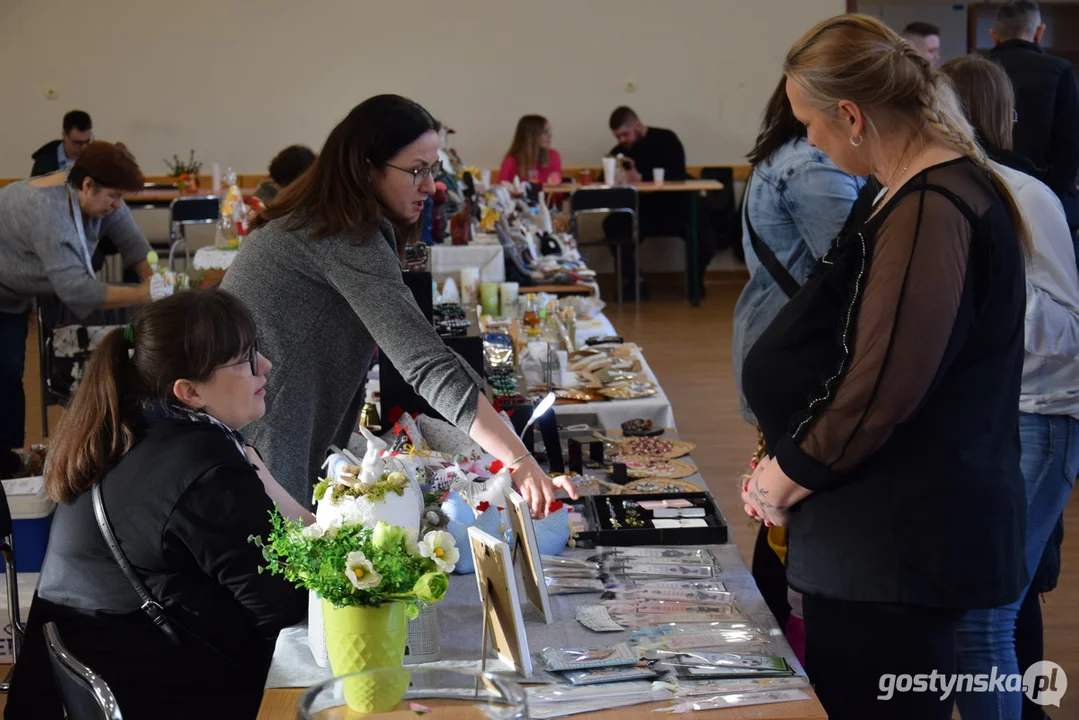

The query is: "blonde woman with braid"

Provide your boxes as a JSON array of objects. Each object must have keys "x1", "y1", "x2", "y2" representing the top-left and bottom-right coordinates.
[{"x1": 739, "y1": 15, "x2": 1030, "y2": 719}]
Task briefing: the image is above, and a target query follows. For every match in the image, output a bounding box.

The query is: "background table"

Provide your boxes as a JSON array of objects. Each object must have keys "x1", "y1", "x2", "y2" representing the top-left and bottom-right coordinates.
[
  {"x1": 260, "y1": 544, "x2": 825, "y2": 719},
  {"x1": 430, "y1": 243, "x2": 505, "y2": 284},
  {"x1": 543, "y1": 180, "x2": 724, "y2": 307}
]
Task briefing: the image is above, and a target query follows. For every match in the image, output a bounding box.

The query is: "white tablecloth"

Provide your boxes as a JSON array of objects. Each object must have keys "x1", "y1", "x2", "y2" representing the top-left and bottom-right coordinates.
[
  {"x1": 430, "y1": 244, "x2": 505, "y2": 284},
  {"x1": 192, "y1": 246, "x2": 240, "y2": 271},
  {"x1": 554, "y1": 315, "x2": 677, "y2": 431}
]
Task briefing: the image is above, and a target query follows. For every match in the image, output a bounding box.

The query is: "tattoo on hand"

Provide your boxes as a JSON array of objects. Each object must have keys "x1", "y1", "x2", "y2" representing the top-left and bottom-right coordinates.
[{"x1": 753, "y1": 477, "x2": 789, "y2": 511}]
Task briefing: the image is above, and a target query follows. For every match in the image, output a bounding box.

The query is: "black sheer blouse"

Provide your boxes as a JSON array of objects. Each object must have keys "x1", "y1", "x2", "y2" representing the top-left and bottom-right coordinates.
[{"x1": 743, "y1": 158, "x2": 1028, "y2": 609}]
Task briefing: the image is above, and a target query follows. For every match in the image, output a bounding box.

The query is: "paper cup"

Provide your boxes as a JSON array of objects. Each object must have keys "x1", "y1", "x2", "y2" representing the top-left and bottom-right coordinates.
[
  {"x1": 602, "y1": 157, "x2": 617, "y2": 186},
  {"x1": 653, "y1": 168, "x2": 665, "y2": 186},
  {"x1": 480, "y1": 283, "x2": 500, "y2": 316},
  {"x1": 500, "y1": 282, "x2": 520, "y2": 318}
]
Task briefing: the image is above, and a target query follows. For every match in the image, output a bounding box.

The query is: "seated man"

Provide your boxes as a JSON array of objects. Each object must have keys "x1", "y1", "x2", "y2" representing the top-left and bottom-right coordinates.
[
  {"x1": 253, "y1": 145, "x2": 317, "y2": 205},
  {"x1": 602, "y1": 107, "x2": 715, "y2": 299},
  {"x1": 31, "y1": 110, "x2": 93, "y2": 177}
]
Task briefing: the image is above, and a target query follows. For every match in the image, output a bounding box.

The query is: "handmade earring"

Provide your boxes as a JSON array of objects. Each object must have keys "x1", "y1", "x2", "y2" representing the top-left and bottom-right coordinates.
[{"x1": 849, "y1": 135, "x2": 863, "y2": 147}]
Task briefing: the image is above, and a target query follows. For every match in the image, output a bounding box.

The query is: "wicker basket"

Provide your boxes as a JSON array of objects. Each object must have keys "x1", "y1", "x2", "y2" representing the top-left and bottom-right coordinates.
[{"x1": 404, "y1": 604, "x2": 441, "y2": 664}]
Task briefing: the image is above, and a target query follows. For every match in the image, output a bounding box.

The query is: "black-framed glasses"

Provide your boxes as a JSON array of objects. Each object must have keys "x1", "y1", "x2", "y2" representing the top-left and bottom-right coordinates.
[
  {"x1": 224, "y1": 339, "x2": 259, "y2": 375},
  {"x1": 385, "y1": 160, "x2": 444, "y2": 185}
]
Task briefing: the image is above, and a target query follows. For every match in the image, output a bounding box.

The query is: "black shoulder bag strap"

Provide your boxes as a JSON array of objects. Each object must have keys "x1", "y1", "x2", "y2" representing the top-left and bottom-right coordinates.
[
  {"x1": 91, "y1": 483, "x2": 180, "y2": 644},
  {"x1": 743, "y1": 173, "x2": 803, "y2": 299}
]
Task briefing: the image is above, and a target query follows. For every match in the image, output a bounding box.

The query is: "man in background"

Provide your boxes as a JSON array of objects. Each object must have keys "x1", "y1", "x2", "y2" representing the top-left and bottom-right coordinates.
[
  {"x1": 253, "y1": 145, "x2": 317, "y2": 205},
  {"x1": 30, "y1": 110, "x2": 93, "y2": 177},
  {"x1": 902, "y1": 21, "x2": 942, "y2": 66},
  {"x1": 605, "y1": 107, "x2": 714, "y2": 299},
  {"x1": 991, "y1": 0, "x2": 1079, "y2": 230}
]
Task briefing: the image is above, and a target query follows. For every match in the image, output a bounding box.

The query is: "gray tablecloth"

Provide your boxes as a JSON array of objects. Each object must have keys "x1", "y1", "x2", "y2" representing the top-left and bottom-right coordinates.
[{"x1": 265, "y1": 543, "x2": 805, "y2": 689}]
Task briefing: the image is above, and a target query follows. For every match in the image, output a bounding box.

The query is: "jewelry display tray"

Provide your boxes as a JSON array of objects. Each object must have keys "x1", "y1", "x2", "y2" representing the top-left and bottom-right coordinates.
[{"x1": 573, "y1": 493, "x2": 729, "y2": 547}]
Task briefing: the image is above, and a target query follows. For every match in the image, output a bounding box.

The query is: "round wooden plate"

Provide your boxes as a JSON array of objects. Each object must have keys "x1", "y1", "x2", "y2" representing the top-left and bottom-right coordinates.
[
  {"x1": 624, "y1": 477, "x2": 704, "y2": 494},
  {"x1": 614, "y1": 455, "x2": 697, "y2": 479},
  {"x1": 616, "y1": 438, "x2": 695, "y2": 459}
]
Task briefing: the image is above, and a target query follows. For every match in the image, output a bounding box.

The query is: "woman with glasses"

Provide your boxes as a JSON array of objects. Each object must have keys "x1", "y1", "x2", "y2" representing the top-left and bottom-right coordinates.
[
  {"x1": 498, "y1": 115, "x2": 562, "y2": 185},
  {"x1": 223, "y1": 95, "x2": 574, "y2": 518},
  {"x1": 0, "y1": 141, "x2": 154, "y2": 482},
  {"x1": 6, "y1": 289, "x2": 310, "y2": 720}
]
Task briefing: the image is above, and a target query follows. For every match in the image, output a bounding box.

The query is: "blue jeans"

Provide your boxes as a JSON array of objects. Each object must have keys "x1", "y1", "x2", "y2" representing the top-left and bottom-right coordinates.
[
  {"x1": 955, "y1": 413, "x2": 1079, "y2": 719},
  {"x1": 0, "y1": 311, "x2": 29, "y2": 451}
]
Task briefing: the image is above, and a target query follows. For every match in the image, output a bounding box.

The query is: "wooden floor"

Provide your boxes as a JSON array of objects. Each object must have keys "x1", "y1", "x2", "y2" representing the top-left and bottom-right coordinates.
[{"x1": 16, "y1": 276, "x2": 1079, "y2": 718}]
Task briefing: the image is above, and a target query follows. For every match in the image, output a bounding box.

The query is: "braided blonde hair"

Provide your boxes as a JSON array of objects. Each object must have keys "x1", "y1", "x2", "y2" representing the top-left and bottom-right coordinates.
[{"x1": 784, "y1": 14, "x2": 1031, "y2": 253}]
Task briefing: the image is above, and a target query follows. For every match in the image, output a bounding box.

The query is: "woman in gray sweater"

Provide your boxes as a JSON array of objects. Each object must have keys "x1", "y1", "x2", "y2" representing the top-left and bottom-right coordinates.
[
  {"x1": 222, "y1": 95, "x2": 573, "y2": 517},
  {"x1": 0, "y1": 141, "x2": 151, "y2": 479}
]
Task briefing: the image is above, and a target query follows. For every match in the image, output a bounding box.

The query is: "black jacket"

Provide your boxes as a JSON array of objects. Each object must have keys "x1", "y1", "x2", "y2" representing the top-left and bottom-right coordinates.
[
  {"x1": 991, "y1": 39, "x2": 1079, "y2": 228},
  {"x1": 5, "y1": 416, "x2": 305, "y2": 720},
  {"x1": 744, "y1": 159, "x2": 1027, "y2": 609},
  {"x1": 30, "y1": 140, "x2": 64, "y2": 177}
]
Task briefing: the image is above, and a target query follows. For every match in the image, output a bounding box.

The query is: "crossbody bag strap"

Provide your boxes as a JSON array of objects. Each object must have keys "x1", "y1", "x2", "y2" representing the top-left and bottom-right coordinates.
[
  {"x1": 91, "y1": 483, "x2": 180, "y2": 643},
  {"x1": 744, "y1": 173, "x2": 803, "y2": 300}
]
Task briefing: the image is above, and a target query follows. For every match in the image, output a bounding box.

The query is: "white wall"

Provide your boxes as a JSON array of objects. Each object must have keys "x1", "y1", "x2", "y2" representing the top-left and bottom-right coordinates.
[
  {"x1": 859, "y1": 3, "x2": 969, "y2": 62},
  {"x1": 0, "y1": 0, "x2": 843, "y2": 178}
]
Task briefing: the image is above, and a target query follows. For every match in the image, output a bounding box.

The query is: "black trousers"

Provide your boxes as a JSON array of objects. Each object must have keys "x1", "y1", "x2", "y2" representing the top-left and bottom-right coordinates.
[
  {"x1": 601, "y1": 194, "x2": 717, "y2": 290},
  {"x1": 802, "y1": 593, "x2": 961, "y2": 720}
]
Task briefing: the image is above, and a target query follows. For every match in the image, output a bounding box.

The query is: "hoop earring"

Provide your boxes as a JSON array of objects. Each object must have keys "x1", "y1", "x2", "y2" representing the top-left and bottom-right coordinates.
[{"x1": 849, "y1": 135, "x2": 863, "y2": 147}]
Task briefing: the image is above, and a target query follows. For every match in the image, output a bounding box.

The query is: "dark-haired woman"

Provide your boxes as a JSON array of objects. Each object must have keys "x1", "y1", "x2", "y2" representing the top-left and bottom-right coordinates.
[
  {"x1": 732, "y1": 76, "x2": 865, "y2": 660},
  {"x1": 5, "y1": 289, "x2": 309, "y2": 720},
  {"x1": 0, "y1": 141, "x2": 152, "y2": 480},
  {"x1": 223, "y1": 94, "x2": 575, "y2": 518}
]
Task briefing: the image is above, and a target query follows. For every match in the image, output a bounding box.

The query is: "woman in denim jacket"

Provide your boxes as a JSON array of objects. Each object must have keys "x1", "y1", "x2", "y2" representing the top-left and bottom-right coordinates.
[
  {"x1": 733, "y1": 77, "x2": 866, "y2": 424},
  {"x1": 732, "y1": 76, "x2": 865, "y2": 660}
]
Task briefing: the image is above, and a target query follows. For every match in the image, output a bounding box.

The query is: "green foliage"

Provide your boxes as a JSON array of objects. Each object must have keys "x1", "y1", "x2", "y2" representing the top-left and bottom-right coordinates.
[{"x1": 250, "y1": 510, "x2": 450, "y2": 614}]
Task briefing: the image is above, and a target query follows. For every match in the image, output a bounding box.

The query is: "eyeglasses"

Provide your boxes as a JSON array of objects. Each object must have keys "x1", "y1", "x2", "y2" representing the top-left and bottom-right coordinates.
[
  {"x1": 223, "y1": 339, "x2": 260, "y2": 376},
  {"x1": 385, "y1": 160, "x2": 444, "y2": 185}
]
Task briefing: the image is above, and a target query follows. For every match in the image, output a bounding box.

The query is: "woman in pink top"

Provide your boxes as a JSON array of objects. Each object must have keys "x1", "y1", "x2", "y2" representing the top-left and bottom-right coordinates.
[{"x1": 499, "y1": 115, "x2": 562, "y2": 184}]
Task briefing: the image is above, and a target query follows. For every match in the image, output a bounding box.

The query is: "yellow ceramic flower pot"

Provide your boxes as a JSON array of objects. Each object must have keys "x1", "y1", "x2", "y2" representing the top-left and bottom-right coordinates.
[{"x1": 321, "y1": 599, "x2": 409, "y2": 713}]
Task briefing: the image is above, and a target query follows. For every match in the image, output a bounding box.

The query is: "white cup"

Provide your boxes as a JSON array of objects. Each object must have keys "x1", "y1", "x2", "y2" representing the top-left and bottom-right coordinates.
[
  {"x1": 602, "y1": 157, "x2": 617, "y2": 186},
  {"x1": 653, "y1": 168, "x2": 665, "y2": 186},
  {"x1": 500, "y1": 282, "x2": 520, "y2": 317},
  {"x1": 480, "y1": 169, "x2": 491, "y2": 188}
]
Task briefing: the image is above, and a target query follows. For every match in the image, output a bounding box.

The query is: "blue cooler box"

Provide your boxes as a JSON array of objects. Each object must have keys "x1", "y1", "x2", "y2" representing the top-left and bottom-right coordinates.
[{"x1": 1, "y1": 476, "x2": 56, "y2": 573}]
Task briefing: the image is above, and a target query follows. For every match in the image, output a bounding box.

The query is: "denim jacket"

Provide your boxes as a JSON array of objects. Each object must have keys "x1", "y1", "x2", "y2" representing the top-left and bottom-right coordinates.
[{"x1": 733, "y1": 139, "x2": 865, "y2": 423}]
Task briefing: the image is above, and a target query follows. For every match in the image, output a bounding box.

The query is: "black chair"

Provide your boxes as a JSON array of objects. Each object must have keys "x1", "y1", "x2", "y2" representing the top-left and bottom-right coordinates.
[
  {"x1": 0, "y1": 480, "x2": 24, "y2": 693},
  {"x1": 699, "y1": 167, "x2": 743, "y2": 263},
  {"x1": 44, "y1": 622, "x2": 123, "y2": 719},
  {"x1": 569, "y1": 186, "x2": 639, "y2": 308},
  {"x1": 164, "y1": 196, "x2": 220, "y2": 272}
]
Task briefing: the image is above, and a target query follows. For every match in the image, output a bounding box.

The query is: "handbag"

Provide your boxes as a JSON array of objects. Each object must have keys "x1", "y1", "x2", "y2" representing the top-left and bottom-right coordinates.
[
  {"x1": 92, "y1": 483, "x2": 180, "y2": 643},
  {"x1": 743, "y1": 173, "x2": 802, "y2": 299}
]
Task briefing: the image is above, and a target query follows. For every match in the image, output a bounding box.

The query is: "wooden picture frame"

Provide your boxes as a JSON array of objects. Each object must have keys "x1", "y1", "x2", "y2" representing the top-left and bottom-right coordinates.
[
  {"x1": 504, "y1": 488, "x2": 554, "y2": 624},
  {"x1": 467, "y1": 526, "x2": 533, "y2": 677}
]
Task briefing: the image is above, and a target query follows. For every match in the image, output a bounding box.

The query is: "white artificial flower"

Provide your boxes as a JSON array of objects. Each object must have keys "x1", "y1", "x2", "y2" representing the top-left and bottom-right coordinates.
[
  {"x1": 322, "y1": 517, "x2": 342, "y2": 539},
  {"x1": 301, "y1": 523, "x2": 324, "y2": 540},
  {"x1": 344, "y1": 551, "x2": 382, "y2": 591},
  {"x1": 418, "y1": 530, "x2": 460, "y2": 573}
]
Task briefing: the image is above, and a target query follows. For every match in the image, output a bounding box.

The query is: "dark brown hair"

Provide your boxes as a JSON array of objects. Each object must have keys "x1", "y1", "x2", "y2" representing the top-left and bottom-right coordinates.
[
  {"x1": 268, "y1": 144, "x2": 316, "y2": 188},
  {"x1": 252, "y1": 94, "x2": 437, "y2": 238},
  {"x1": 609, "y1": 106, "x2": 639, "y2": 131},
  {"x1": 940, "y1": 55, "x2": 1016, "y2": 151},
  {"x1": 902, "y1": 21, "x2": 940, "y2": 38},
  {"x1": 62, "y1": 110, "x2": 92, "y2": 135},
  {"x1": 747, "y1": 76, "x2": 807, "y2": 166},
  {"x1": 506, "y1": 115, "x2": 550, "y2": 178},
  {"x1": 44, "y1": 289, "x2": 257, "y2": 503},
  {"x1": 67, "y1": 141, "x2": 144, "y2": 193}
]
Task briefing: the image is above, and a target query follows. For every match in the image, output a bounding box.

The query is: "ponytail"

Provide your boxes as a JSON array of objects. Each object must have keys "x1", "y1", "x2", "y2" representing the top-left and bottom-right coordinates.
[
  {"x1": 44, "y1": 327, "x2": 137, "y2": 503},
  {"x1": 916, "y1": 69, "x2": 1033, "y2": 256}
]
